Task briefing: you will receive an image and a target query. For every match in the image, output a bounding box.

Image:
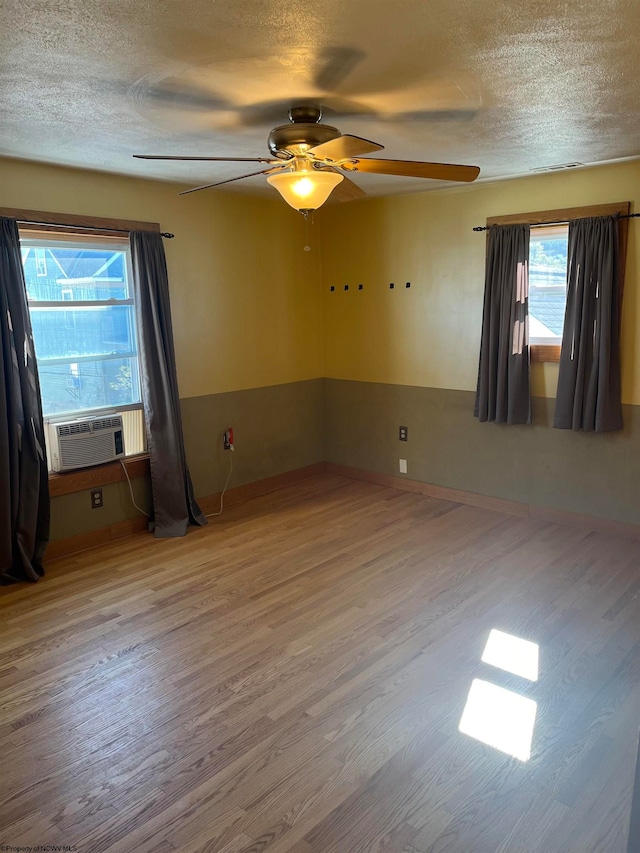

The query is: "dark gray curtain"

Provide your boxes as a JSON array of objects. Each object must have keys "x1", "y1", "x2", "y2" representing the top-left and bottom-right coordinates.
[
  {"x1": 474, "y1": 223, "x2": 531, "y2": 424},
  {"x1": 0, "y1": 218, "x2": 49, "y2": 584},
  {"x1": 554, "y1": 216, "x2": 622, "y2": 432},
  {"x1": 130, "y1": 231, "x2": 206, "y2": 537}
]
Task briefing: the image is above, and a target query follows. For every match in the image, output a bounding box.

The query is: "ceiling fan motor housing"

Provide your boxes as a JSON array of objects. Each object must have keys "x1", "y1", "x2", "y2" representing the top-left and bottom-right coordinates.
[{"x1": 268, "y1": 122, "x2": 341, "y2": 159}]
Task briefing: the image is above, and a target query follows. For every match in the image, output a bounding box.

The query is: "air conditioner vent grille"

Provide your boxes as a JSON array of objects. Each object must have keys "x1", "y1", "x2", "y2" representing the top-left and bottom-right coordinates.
[
  {"x1": 59, "y1": 433, "x2": 116, "y2": 468},
  {"x1": 58, "y1": 422, "x2": 91, "y2": 436},
  {"x1": 92, "y1": 417, "x2": 122, "y2": 431}
]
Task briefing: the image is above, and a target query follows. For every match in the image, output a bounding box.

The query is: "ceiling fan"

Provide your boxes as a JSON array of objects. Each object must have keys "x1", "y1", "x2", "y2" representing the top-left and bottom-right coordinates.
[{"x1": 134, "y1": 105, "x2": 480, "y2": 214}]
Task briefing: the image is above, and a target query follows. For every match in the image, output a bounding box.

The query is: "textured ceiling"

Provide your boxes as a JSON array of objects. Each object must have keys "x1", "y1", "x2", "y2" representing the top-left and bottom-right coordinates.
[{"x1": 1, "y1": 0, "x2": 639, "y2": 199}]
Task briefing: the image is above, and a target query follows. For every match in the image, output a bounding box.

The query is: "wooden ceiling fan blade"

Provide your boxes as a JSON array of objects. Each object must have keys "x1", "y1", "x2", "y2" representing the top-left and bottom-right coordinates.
[
  {"x1": 179, "y1": 166, "x2": 284, "y2": 196},
  {"x1": 327, "y1": 175, "x2": 366, "y2": 204},
  {"x1": 134, "y1": 155, "x2": 277, "y2": 163},
  {"x1": 345, "y1": 159, "x2": 480, "y2": 182},
  {"x1": 309, "y1": 134, "x2": 384, "y2": 161}
]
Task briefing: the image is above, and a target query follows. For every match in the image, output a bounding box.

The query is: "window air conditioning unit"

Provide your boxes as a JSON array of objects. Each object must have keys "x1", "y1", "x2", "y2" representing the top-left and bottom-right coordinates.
[{"x1": 47, "y1": 414, "x2": 125, "y2": 472}]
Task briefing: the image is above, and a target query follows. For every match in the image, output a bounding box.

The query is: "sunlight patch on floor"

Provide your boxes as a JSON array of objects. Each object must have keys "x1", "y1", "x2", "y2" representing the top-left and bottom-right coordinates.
[
  {"x1": 459, "y1": 678, "x2": 537, "y2": 761},
  {"x1": 481, "y1": 628, "x2": 539, "y2": 681}
]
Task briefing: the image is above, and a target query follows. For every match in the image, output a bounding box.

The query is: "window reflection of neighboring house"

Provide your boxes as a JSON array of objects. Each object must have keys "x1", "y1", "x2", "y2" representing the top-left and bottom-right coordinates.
[
  {"x1": 529, "y1": 265, "x2": 566, "y2": 342},
  {"x1": 24, "y1": 246, "x2": 128, "y2": 413},
  {"x1": 35, "y1": 247, "x2": 47, "y2": 276},
  {"x1": 67, "y1": 362, "x2": 81, "y2": 394}
]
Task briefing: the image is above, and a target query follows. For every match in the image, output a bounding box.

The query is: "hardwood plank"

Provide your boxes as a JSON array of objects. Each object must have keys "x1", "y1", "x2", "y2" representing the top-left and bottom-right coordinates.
[
  {"x1": 324, "y1": 462, "x2": 530, "y2": 518},
  {"x1": 196, "y1": 462, "x2": 327, "y2": 516},
  {"x1": 1, "y1": 474, "x2": 638, "y2": 853},
  {"x1": 326, "y1": 461, "x2": 640, "y2": 539},
  {"x1": 529, "y1": 505, "x2": 640, "y2": 539},
  {"x1": 44, "y1": 516, "x2": 149, "y2": 560},
  {"x1": 45, "y1": 463, "x2": 327, "y2": 561}
]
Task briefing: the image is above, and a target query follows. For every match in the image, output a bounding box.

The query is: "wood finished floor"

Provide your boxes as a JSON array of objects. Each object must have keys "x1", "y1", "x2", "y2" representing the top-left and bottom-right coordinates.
[{"x1": 1, "y1": 474, "x2": 639, "y2": 853}]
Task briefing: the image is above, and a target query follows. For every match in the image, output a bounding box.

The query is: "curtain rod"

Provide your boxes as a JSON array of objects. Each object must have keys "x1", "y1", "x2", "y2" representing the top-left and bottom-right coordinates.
[
  {"x1": 17, "y1": 219, "x2": 174, "y2": 238},
  {"x1": 472, "y1": 212, "x2": 639, "y2": 232}
]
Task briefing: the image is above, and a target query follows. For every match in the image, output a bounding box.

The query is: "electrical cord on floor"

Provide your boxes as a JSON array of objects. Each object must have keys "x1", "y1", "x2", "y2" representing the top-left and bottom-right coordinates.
[
  {"x1": 120, "y1": 458, "x2": 151, "y2": 517},
  {"x1": 206, "y1": 451, "x2": 233, "y2": 518}
]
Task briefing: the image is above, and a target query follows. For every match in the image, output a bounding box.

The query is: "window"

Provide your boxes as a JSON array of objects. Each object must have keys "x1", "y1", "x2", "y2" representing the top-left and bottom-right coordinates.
[
  {"x1": 485, "y1": 202, "x2": 630, "y2": 362},
  {"x1": 20, "y1": 233, "x2": 146, "y2": 463},
  {"x1": 528, "y1": 223, "x2": 568, "y2": 346}
]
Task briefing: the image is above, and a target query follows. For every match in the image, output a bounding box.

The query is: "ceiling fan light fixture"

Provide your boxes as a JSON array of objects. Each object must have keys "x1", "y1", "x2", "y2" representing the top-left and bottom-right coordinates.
[{"x1": 267, "y1": 166, "x2": 343, "y2": 211}]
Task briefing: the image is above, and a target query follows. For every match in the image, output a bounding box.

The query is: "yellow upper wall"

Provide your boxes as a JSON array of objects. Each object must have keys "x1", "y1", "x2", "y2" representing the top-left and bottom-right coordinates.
[
  {"x1": 2, "y1": 156, "x2": 637, "y2": 404},
  {"x1": 319, "y1": 160, "x2": 639, "y2": 404},
  {"x1": 0, "y1": 156, "x2": 323, "y2": 398}
]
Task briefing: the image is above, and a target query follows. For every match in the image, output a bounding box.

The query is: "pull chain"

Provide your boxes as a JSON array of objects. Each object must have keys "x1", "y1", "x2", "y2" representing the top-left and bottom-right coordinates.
[{"x1": 303, "y1": 210, "x2": 311, "y2": 252}]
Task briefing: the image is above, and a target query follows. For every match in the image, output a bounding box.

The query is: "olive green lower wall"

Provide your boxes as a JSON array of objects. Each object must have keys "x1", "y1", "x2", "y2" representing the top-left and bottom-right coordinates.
[
  {"x1": 50, "y1": 478, "x2": 153, "y2": 542},
  {"x1": 324, "y1": 378, "x2": 640, "y2": 526},
  {"x1": 48, "y1": 378, "x2": 324, "y2": 542},
  {"x1": 180, "y1": 378, "x2": 324, "y2": 498},
  {"x1": 49, "y1": 375, "x2": 638, "y2": 543}
]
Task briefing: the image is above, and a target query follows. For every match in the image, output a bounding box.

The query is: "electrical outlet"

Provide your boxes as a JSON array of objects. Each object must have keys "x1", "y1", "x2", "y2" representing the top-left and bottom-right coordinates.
[
  {"x1": 91, "y1": 488, "x2": 103, "y2": 509},
  {"x1": 399, "y1": 459, "x2": 408, "y2": 474},
  {"x1": 399, "y1": 426, "x2": 408, "y2": 441}
]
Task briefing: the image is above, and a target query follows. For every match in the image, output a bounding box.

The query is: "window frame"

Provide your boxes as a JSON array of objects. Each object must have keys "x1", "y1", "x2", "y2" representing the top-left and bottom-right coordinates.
[
  {"x1": 485, "y1": 202, "x2": 631, "y2": 363},
  {"x1": 20, "y1": 232, "x2": 142, "y2": 421},
  {"x1": 1, "y1": 207, "x2": 162, "y2": 484}
]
